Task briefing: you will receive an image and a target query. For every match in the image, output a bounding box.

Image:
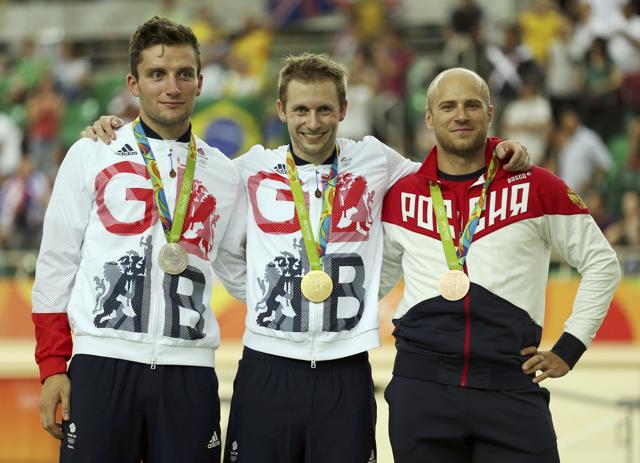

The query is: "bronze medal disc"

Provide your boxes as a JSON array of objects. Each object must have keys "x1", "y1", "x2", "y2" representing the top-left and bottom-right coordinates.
[
  {"x1": 159, "y1": 242, "x2": 188, "y2": 275},
  {"x1": 438, "y1": 269, "x2": 470, "y2": 301},
  {"x1": 301, "y1": 270, "x2": 333, "y2": 302}
]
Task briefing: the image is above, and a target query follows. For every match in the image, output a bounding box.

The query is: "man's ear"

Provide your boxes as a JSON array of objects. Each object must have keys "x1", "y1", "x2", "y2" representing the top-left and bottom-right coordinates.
[
  {"x1": 196, "y1": 73, "x2": 203, "y2": 97},
  {"x1": 276, "y1": 99, "x2": 287, "y2": 122},
  {"x1": 339, "y1": 100, "x2": 348, "y2": 122},
  {"x1": 127, "y1": 74, "x2": 140, "y2": 97}
]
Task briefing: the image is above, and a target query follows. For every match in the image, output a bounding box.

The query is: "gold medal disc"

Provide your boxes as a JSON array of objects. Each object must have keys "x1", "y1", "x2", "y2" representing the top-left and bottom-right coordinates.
[
  {"x1": 438, "y1": 269, "x2": 470, "y2": 301},
  {"x1": 301, "y1": 270, "x2": 333, "y2": 302},
  {"x1": 159, "y1": 242, "x2": 188, "y2": 275}
]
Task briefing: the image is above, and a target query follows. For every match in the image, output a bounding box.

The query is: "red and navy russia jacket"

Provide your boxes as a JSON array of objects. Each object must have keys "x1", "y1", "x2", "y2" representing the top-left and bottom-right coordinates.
[{"x1": 380, "y1": 137, "x2": 621, "y2": 390}]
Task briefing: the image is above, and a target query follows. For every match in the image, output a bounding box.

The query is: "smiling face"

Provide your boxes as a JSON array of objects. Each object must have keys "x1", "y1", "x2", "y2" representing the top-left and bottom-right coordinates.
[
  {"x1": 426, "y1": 68, "x2": 493, "y2": 172},
  {"x1": 277, "y1": 78, "x2": 347, "y2": 165},
  {"x1": 127, "y1": 43, "x2": 202, "y2": 139}
]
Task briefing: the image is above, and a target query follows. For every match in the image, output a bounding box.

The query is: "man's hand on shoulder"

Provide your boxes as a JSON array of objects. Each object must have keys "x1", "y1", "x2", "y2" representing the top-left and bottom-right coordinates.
[
  {"x1": 496, "y1": 140, "x2": 533, "y2": 172},
  {"x1": 81, "y1": 115, "x2": 123, "y2": 144}
]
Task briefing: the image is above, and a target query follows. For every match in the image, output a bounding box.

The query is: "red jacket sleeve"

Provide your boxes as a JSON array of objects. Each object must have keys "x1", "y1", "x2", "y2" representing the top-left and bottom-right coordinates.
[{"x1": 32, "y1": 313, "x2": 72, "y2": 382}]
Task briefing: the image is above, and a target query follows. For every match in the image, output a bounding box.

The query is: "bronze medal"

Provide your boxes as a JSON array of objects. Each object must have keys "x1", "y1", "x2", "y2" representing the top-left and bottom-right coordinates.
[
  {"x1": 301, "y1": 270, "x2": 333, "y2": 302},
  {"x1": 438, "y1": 269, "x2": 470, "y2": 301},
  {"x1": 159, "y1": 242, "x2": 188, "y2": 275}
]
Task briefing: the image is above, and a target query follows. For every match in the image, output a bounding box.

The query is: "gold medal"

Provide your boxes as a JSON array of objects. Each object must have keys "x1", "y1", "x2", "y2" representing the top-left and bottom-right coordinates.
[
  {"x1": 438, "y1": 269, "x2": 470, "y2": 301},
  {"x1": 159, "y1": 242, "x2": 188, "y2": 275},
  {"x1": 301, "y1": 270, "x2": 333, "y2": 302}
]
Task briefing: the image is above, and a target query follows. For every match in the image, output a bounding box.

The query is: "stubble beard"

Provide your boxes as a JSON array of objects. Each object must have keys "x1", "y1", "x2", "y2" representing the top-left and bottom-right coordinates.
[
  {"x1": 438, "y1": 130, "x2": 487, "y2": 159},
  {"x1": 152, "y1": 108, "x2": 191, "y2": 129}
]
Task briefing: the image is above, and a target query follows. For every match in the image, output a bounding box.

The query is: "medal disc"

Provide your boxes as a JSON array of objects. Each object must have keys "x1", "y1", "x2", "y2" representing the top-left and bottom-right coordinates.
[
  {"x1": 438, "y1": 269, "x2": 470, "y2": 301},
  {"x1": 301, "y1": 270, "x2": 333, "y2": 302},
  {"x1": 159, "y1": 242, "x2": 188, "y2": 275}
]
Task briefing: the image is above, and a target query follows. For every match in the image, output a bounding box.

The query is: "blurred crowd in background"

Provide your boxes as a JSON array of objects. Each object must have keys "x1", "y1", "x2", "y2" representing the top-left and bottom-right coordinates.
[{"x1": 0, "y1": 0, "x2": 639, "y2": 273}]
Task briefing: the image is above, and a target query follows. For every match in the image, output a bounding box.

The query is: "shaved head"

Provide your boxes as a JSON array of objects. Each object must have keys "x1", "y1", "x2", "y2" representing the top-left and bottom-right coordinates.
[
  {"x1": 426, "y1": 68, "x2": 490, "y2": 113},
  {"x1": 424, "y1": 67, "x2": 494, "y2": 172}
]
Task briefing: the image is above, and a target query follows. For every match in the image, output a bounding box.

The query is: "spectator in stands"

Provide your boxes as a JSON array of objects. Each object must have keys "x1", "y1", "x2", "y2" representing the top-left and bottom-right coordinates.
[
  {"x1": 25, "y1": 72, "x2": 65, "y2": 179},
  {"x1": 581, "y1": 0, "x2": 628, "y2": 39},
  {"x1": 579, "y1": 36, "x2": 624, "y2": 142},
  {"x1": 554, "y1": 108, "x2": 613, "y2": 195},
  {"x1": 609, "y1": 2, "x2": 640, "y2": 77},
  {"x1": 372, "y1": 27, "x2": 413, "y2": 149},
  {"x1": 609, "y1": 1, "x2": 640, "y2": 123},
  {"x1": 606, "y1": 189, "x2": 640, "y2": 243},
  {"x1": 546, "y1": 15, "x2": 582, "y2": 121},
  {"x1": 337, "y1": 46, "x2": 378, "y2": 141},
  {"x1": 106, "y1": 85, "x2": 140, "y2": 123},
  {"x1": 6, "y1": 37, "x2": 51, "y2": 105},
  {"x1": 222, "y1": 52, "x2": 261, "y2": 97},
  {"x1": 486, "y1": 25, "x2": 537, "y2": 101},
  {"x1": 0, "y1": 112, "x2": 22, "y2": 181},
  {"x1": 227, "y1": 17, "x2": 273, "y2": 94},
  {"x1": 0, "y1": 152, "x2": 49, "y2": 250},
  {"x1": 188, "y1": 5, "x2": 226, "y2": 53},
  {"x1": 449, "y1": 0, "x2": 483, "y2": 37},
  {"x1": 584, "y1": 188, "x2": 617, "y2": 232},
  {"x1": 518, "y1": 0, "x2": 563, "y2": 66},
  {"x1": 441, "y1": 0, "x2": 485, "y2": 71},
  {"x1": 24, "y1": 71, "x2": 65, "y2": 180},
  {"x1": 53, "y1": 40, "x2": 92, "y2": 103},
  {"x1": 485, "y1": 23, "x2": 542, "y2": 130},
  {"x1": 501, "y1": 75, "x2": 553, "y2": 165},
  {"x1": 199, "y1": 45, "x2": 230, "y2": 100},
  {"x1": 570, "y1": 0, "x2": 597, "y2": 59},
  {"x1": 627, "y1": 115, "x2": 640, "y2": 170},
  {"x1": 349, "y1": 0, "x2": 392, "y2": 43},
  {"x1": 605, "y1": 189, "x2": 640, "y2": 273},
  {"x1": 332, "y1": 14, "x2": 361, "y2": 65}
]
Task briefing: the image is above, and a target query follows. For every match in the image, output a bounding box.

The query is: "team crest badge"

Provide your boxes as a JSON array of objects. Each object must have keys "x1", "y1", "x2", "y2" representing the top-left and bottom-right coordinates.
[{"x1": 567, "y1": 187, "x2": 587, "y2": 209}]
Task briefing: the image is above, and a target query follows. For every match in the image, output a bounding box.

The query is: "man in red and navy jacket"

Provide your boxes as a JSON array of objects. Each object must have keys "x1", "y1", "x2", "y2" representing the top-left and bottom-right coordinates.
[{"x1": 380, "y1": 68, "x2": 621, "y2": 463}]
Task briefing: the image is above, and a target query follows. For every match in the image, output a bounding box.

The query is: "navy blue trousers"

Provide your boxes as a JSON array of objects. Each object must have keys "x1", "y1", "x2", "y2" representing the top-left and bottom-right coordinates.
[
  {"x1": 224, "y1": 347, "x2": 377, "y2": 463},
  {"x1": 60, "y1": 354, "x2": 221, "y2": 463},
  {"x1": 385, "y1": 375, "x2": 560, "y2": 463}
]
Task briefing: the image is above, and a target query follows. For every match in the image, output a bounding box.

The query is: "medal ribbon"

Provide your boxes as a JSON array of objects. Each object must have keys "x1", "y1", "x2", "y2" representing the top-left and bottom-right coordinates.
[
  {"x1": 430, "y1": 151, "x2": 499, "y2": 270},
  {"x1": 316, "y1": 158, "x2": 338, "y2": 258},
  {"x1": 285, "y1": 148, "x2": 339, "y2": 271},
  {"x1": 133, "y1": 118, "x2": 196, "y2": 243}
]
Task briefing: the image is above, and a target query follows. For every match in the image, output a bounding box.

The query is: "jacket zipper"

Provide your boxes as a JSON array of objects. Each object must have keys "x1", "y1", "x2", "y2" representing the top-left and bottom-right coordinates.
[
  {"x1": 460, "y1": 288, "x2": 471, "y2": 386},
  {"x1": 309, "y1": 168, "x2": 323, "y2": 369},
  {"x1": 149, "y1": 261, "x2": 161, "y2": 369},
  {"x1": 458, "y1": 180, "x2": 480, "y2": 387},
  {"x1": 310, "y1": 298, "x2": 322, "y2": 368},
  {"x1": 150, "y1": 150, "x2": 178, "y2": 370}
]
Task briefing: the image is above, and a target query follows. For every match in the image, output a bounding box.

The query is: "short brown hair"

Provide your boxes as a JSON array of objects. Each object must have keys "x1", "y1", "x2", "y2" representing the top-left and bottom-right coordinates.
[
  {"x1": 278, "y1": 52, "x2": 347, "y2": 107},
  {"x1": 129, "y1": 16, "x2": 201, "y2": 80}
]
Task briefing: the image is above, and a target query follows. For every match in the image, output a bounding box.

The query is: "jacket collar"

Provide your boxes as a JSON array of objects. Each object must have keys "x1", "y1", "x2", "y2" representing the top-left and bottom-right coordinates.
[
  {"x1": 140, "y1": 118, "x2": 192, "y2": 143},
  {"x1": 417, "y1": 137, "x2": 505, "y2": 186}
]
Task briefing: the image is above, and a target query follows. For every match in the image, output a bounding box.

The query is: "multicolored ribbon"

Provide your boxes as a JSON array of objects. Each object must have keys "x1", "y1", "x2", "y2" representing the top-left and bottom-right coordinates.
[
  {"x1": 285, "y1": 147, "x2": 339, "y2": 271},
  {"x1": 430, "y1": 151, "x2": 499, "y2": 270},
  {"x1": 132, "y1": 118, "x2": 196, "y2": 243},
  {"x1": 316, "y1": 159, "x2": 338, "y2": 258}
]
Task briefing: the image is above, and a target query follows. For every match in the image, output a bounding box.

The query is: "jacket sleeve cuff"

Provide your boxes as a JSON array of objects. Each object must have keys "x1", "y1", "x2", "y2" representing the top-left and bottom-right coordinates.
[
  {"x1": 551, "y1": 332, "x2": 587, "y2": 370},
  {"x1": 38, "y1": 356, "x2": 68, "y2": 383}
]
